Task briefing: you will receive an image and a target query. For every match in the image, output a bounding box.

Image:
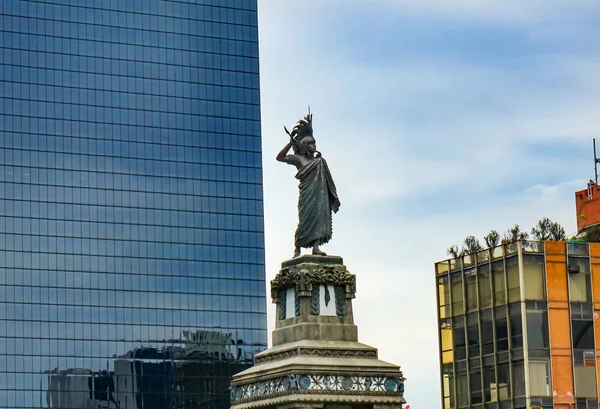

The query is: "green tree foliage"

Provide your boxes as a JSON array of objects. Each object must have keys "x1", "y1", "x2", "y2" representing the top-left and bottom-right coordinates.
[
  {"x1": 583, "y1": 225, "x2": 600, "y2": 243},
  {"x1": 531, "y1": 217, "x2": 566, "y2": 241},
  {"x1": 549, "y1": 221, "x2": 566, "y2": 241},
  {"x1": 447, "y1": 245, "x2": 461, "y2": 258},
  {"x1": 484, "y1": 230, "x2": 500, "y2": 248},
  {"x1": 501, "y1": 224, "x2": 529, "y2": 245},
  {"x1": 530, "y1": 217, "x2": 553, "y2": 240},
  {"x1": 446, "y1": 219, "x2": 567, "y2": 259},
  {"x1": 463, "y1": 235, "x2": 483, "y2": 254}
]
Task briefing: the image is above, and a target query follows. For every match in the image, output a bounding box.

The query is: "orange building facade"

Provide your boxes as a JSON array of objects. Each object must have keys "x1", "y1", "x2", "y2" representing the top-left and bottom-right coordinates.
[
  {"x1": 575, "y1": 182, "x2": 600, "y2": 232},
  {"x1": 435, "y1": 241, "x2": 600, "y2": 409}
]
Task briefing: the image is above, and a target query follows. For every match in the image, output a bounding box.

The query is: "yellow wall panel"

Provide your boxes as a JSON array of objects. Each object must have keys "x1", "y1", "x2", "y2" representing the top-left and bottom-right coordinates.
[
  {"x1": 589, "y1": 243, "x2": 600, "y2": 257},
  {"x1": 548, "y1": 308, "x2": 572, "y2": 349},
  {"x1": 546, "y1": 263, "x2": 569, "y2": 302},
  {"x1": 545, "y1": 242, "x2": 574, "y2": 403},
  {"x1": 591, "y1": 252, "x2": 600, "y2": 306},
  {"x1": 545, "y1": 241, "x2": 566, "y2": 255},
  {"x1": 548, "y1": 300, "x2": 569, "y2": 310},
  {"x1": 551, "y1": 356, "x2": 575, "y2": 404},
  {"x1": 595, "y1": 310, "x2": 600, "y2": 350}
]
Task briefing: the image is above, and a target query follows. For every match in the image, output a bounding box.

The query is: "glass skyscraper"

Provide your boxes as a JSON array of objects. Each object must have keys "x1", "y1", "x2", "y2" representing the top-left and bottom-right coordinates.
[{"x1": 0, "y1": 1, "x2": 266, "y2": 408}]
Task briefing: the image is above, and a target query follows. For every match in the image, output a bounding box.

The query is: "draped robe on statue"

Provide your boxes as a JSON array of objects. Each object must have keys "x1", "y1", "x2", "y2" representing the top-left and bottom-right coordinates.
[{"x1": 294, "y1": 157, "x2": 341, "y2": 248}]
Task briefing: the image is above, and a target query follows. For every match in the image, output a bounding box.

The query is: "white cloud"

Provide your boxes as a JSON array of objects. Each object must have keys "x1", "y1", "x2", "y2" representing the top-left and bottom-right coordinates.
[{"x1": 377, "y1": 0, "x2": 600, "y2": 23}]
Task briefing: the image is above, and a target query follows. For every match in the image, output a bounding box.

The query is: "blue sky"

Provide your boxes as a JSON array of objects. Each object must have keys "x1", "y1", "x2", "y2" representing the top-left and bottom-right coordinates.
[{"x1": 257, "y1": 2, "x2": 600, "y2": 408}]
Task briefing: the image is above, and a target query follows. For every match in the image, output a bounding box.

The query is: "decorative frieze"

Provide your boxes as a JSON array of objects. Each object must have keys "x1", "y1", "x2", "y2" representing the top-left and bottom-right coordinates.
[
  {"x1": 231, "y1": 374, "x2": 405, "y2": 404},
  {"x1": 271, "y1": 264, "x2": 356, "y2": 303}
]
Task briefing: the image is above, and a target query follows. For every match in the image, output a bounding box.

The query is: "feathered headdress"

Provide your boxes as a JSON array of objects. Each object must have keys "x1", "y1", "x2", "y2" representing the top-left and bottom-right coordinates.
[
  {"x1": 290, "y1": 113, "x2": 313, "y2": 141},
  {"x1": 284, "y1": 110, "x2": 314, "y2": 147}
]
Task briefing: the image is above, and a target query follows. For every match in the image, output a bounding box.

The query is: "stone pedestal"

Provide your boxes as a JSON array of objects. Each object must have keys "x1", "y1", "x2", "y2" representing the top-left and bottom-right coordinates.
[{"x1": 230, "y1": 255, "x2": 406, "y2": 409}]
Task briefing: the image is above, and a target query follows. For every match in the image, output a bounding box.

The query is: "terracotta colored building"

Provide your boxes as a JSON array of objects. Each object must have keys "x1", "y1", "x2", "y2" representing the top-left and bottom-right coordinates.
[
  {"x1": 435, "y1": 240, "x2": 600, "y2": 409},
  {"x1": 575, "y1": 181, "x2": 600, "y2": 232}
]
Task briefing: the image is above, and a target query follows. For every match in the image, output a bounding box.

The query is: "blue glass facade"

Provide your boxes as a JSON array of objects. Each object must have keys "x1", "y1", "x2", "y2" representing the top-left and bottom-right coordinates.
[{"x1": 0, "y1": 1, "x2": 266, "y2": 408}]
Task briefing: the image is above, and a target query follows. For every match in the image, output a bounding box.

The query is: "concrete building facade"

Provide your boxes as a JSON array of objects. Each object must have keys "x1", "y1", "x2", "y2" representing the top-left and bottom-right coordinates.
[{"x1": 436, "y1": 240, "x2": 600, "y2": 409}]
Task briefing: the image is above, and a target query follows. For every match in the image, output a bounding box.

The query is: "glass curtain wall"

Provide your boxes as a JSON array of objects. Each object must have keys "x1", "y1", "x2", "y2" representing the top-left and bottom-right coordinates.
[{"x1": 0, "y1": 1, "x2": 267, "y2": 408}]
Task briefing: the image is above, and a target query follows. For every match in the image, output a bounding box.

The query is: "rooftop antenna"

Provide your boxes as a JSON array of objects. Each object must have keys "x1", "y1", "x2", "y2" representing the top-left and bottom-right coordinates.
[{"x1": 595, "y1": 138, "x2": 600, "y2": 184}]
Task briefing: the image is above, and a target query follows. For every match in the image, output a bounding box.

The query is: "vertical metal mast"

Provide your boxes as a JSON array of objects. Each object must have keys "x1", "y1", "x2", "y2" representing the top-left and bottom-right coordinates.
[{"x1": 595, "y1": 138, "x2": 599, "y2": 184}]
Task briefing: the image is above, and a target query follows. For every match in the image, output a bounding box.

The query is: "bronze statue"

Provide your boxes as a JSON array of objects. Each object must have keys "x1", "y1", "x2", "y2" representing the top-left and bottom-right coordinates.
[{"x1": 276, "y1": 113, "x2": 340, "y2": 258}]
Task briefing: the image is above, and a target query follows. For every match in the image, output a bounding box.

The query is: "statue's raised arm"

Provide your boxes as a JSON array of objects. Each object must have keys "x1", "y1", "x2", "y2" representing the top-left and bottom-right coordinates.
[{"x1": 277, "y1": 112, "x2": 341, "y2": 258}]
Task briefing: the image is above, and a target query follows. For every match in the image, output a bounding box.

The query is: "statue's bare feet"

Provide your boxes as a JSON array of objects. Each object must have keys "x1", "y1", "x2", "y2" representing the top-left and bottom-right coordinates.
[{"x1": 312, "y1": 247, "x2": 327, "y2": 256}]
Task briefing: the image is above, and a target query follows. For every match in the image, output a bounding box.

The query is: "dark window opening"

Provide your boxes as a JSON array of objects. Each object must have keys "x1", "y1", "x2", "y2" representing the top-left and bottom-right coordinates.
[
  {"x1": 495, "y1": 306, "x2": 508, "y2": 352},
  {"x1": 471, "y1": 370, "x2": 483, "y2": 404},
  {"x1": 572, "y1": 320, "x2": 594, "y2": 350},
  {"x1": 513, "y1": 363, "x2": 526, "y2": 397},
  {"x1": 467, "y1": 312, "x2": 480, "y2": 357},
  {"x1": 527, "y1": 310, "x2": 549, "y2": 349},
  {"x1": 497, "y1": 363, "x2": 511, "y2": 401},
  {"x1": 454, "y1": 315, "x2": 466, "y2": 361},
  {"x1": 481, "y1": 309, "x2": 494, "y2": 355},
  {"x1": 509, "y1": 303, "x2": 523, "y2": 349}
]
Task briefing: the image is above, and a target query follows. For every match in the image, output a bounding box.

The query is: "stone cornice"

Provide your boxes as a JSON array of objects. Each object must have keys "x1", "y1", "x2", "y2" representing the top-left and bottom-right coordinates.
[
  {"x1": 231, "y1": 393, "x2": 406, "y2": 409},
  {"x1": 254, "y1": 347, "x2": 377, "y2": 364}
]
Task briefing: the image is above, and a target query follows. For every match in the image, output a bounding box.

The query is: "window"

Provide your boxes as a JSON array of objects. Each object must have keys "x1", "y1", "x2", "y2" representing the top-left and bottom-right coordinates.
[
  {"x1": 513, "y1": 362, "x2": 526, "y2": 396},
  {"x1": 529, "y1": 360, "x2": 551, "y2": 396},
  {"x1": 438, "y1": 275, "x2": 450, "y2": 319},
  {"x1": 484, "y1": 366, "x2": 496, "y2": 402},
  {"x1": 574, "y1": 351, "x2": 597, "y2": 397},
  {"x1": 451, "y1": 272, "x2": 464, "y2": 315},
  {"x1": 526, "y1": 309, "x2": 549, "y2": 349},
  {"x1": 569, "y1": 256, "x2": 591, "y2": 273},
  {"x1": 437, "y1": 261, "x2": 449, "y2": 275},
  {"x1": 478, "y1": 264, "x2": 492, "y2": 308},
  {"x1": 442, "y1": 371, "x2": 454, "y2": 409},
  {"x1": 496, "y1": 364, "x2": 510, "y2": 401},
  {"x1": 568, "y1": 242, "x2": 589, "y2": 256},
  {"x1": 470, "y1": 370, "x2": 482, "y2": 404},
  {"x1": 481, "y1": 309, "x2": 494, "y2": 355},
  {"x1": 465, "y1": 268, "x2": 477, "y2": 312},
  {"x1": 440, "y1": 318, "x2": 453, "y2": 365},
  {"x1": 495, "y1": 306, "x2": 508, "y2": 352},
  {"x1": 453, "y1": 316, "x2": 466, "y2": 361},
  {"x1": 572, "y1": 320, "x2": 594, "y2": 349},
  {"x1": 467, "y1": 312, "x2": 480, "y2": 357},
  {"x1": 509, "y1": 303, "x2": 523, "y2": 349},
  {"x1": 506, "y1": 257, "x2": 520, "y2": 302},
  {"x1": 523, "y1": 255, "x2": 545, "y2": 300},
  {"x1": 456, "y1": 373, "x2": 468, "y2": 407},
  {"x1": 571, "y1": 302, "x2": 593, "y2": 320},
  {"x1": 569, "y1": 270, "x2": 591, "y2": 302},
  {"x1": 492, "y1": 260, "x2": 506, "y2": 306}
]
